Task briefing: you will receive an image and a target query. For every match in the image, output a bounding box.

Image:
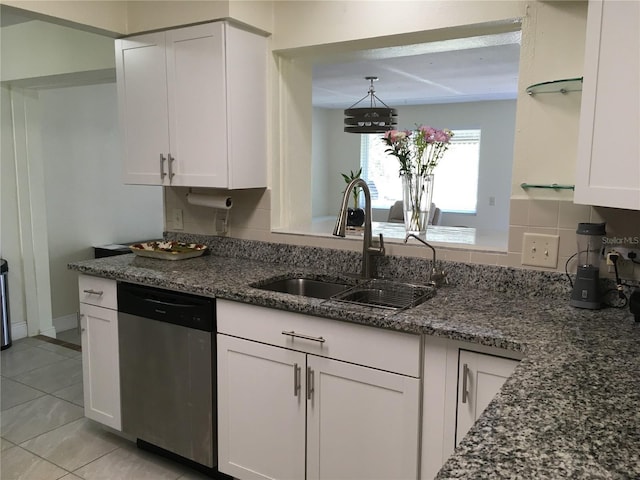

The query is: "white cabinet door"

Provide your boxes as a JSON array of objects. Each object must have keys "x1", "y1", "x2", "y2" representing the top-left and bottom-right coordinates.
[
  {"x1": 456, "y1": 350, "x2": 518, "y2": 446},
  {"x1": 307, "y1": 355, "x2": 420, "y2": 480},
  {"x1": 217, "y1": 334, "x2": 306, "y2": 480},
  {"x1": 79, "y1": 303, "x2": 121, "y2": 430},
  {"x1": 116, "y1": 22, "x2": 267, "y2": 189},
  {"x1": 166, "y1": 23, "x2": 228, "y2": 188},
  {"x1": 116, "y1": 32, "x2": 170, "y2": 186},
  {"x1": 224, "y1": 23, "x2": 268, "y2": 189},
  {"x1": 575, "y1": 0, "x2": 640, "y2": 210}
]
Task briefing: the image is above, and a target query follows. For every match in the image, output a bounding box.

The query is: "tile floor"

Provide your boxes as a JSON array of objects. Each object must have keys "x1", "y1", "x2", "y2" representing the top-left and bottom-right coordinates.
[
  {"x1": 56, "y1": 329, "x2": 81, "y2": 347},
  {"x1": 1, "y1": 335, "x2": 213, "y2": 480}
]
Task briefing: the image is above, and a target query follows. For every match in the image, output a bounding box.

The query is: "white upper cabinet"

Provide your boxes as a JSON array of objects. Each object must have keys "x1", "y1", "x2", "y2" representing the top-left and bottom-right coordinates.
[
  {"x1": 575, "y1": 0, "x2": 640, "y2": 210},
  {"x1": 116, "y1": 22, "x2": 267, "y2": 189}
]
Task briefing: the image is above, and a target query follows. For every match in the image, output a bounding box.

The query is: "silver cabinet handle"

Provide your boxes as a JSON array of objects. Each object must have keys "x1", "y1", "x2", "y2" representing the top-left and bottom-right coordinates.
[
  {"x1": 281, "y1": 330, "x2": 325, "y2": 343},
  {"x1": 160, "y1": 154, "x2": 167, "y2": 180},
  {"x1": 83, "y1": 289, "x2": 103, "y2": 296},
  {"x1": 306, "y1": 366, "x2": 314, "y2": 400},
  {"x1": 293, "y1": 363, "x2": 301, "y2": 397},
  {"x1": 77, "y1": 312, "x2": 82, "y2": 336},
  {"x1": 168, "y1": 153, "x2": 175, "y2": 182},
  {"x1": 462, "y1": 363, "x2": 469, "y2": 404}
]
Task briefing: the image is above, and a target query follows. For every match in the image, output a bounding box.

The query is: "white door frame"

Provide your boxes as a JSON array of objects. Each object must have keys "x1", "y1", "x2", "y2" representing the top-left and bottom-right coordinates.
[{"x1": 6, "y1": 86, "x2": 55, "y2": 338}]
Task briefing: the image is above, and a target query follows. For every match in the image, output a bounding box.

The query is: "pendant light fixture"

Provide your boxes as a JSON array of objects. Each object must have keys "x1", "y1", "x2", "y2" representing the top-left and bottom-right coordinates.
[{"x1": 344, "y1": 76, "x2": 397, "y2": 134}]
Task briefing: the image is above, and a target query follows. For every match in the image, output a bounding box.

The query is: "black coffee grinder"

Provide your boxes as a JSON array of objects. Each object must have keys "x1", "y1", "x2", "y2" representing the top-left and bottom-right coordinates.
[{"x1": 570, "y1": 222, "x2": 606, "y2": 309}]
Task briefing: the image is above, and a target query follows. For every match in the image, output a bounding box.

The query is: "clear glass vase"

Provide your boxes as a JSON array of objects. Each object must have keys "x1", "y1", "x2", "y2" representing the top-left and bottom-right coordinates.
[{"x1": 402, "y1": 173, "x2": 434, "y2": 234}]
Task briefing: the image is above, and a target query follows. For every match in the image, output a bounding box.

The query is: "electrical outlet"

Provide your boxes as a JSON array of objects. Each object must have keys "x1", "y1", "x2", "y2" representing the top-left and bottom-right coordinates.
[
  {"x1": 608, "y1": 247, "x2": 640, "y2": 262},
  {"x1": 521, "y1": 233, "x2": 560, "y2": 268},
  {"x1": 604, "y1": 248, "x2": 636, "y2": 278},
  {"x1": 172, "y1": 208, "x2": 183, "y2": 230}
]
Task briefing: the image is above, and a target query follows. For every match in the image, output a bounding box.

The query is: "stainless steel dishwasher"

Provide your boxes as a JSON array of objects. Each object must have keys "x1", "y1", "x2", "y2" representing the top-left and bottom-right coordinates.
[{"x1": 117, "y1": 282, "x2": 217, "y2": 472}]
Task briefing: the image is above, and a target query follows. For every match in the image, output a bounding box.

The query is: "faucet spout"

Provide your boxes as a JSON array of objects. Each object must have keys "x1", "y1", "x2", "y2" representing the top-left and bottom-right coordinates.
[
  {"x1": 333, "y1": 178, "x2": 385, "y2": 278},
  {"x1": 404, "y1": 233, "x2": 447, "y2": 287}
]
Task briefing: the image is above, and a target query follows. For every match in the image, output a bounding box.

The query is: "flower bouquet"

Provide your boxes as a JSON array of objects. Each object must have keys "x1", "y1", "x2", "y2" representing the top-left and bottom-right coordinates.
[{"x1": 382, "y1": 126, "x2": 453, "y2": 232}]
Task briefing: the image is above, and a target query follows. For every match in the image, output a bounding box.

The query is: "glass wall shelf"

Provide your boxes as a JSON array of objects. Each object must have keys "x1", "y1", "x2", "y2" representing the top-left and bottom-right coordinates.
[
  {"x1": 520, "y1": 183, "x2": 575, "y2": 191},
  {"x1": 526, "y1": 77, "x2": 583, "y2": 95}
]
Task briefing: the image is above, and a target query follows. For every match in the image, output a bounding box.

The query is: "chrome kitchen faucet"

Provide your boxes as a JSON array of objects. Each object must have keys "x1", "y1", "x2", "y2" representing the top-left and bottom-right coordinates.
[{"x1": 333, "y1": 178, "x2": 385, "y2": 278}]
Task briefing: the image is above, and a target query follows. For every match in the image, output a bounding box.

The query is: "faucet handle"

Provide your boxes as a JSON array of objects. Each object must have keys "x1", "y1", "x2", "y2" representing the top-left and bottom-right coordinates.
[
  {"x1": 430, "y1": 269, "x2": 448, "y2": 286},
  {"x1": 377, "y1": 233, "x2": 385, "y2": 255}
]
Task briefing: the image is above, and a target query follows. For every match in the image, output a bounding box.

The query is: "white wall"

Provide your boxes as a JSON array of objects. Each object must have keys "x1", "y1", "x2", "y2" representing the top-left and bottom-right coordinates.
[
  {"x1": 313, "y1": 100, "x2": 516, "y2": 231},
  {"x1": 511, "y1": 0, "x2": 587, "y2": 199},
  {"x1": 0, "y1": 85, "x2": 27, "y2": 338},
  {"x1": 1, "y1": 20, "x2": 115, "y2": 83},
  {"x1": 272, "y1": 1, "x2": 525, "y2": 52},
  {"x1": 4, "y1": 1, "x2": 274, "y2": 36},
  {"x1": 39, "y1": 83, "x2": 163, "y2": 321},
  {"x1": 2, "y1": 1, "x2": 127, "y2": 34},
  {"x1": 311, "y1": 108, "x2": 331, "y2": 218}
]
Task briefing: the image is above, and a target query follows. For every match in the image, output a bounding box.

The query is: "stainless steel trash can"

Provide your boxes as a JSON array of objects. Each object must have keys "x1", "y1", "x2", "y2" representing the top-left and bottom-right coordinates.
[{"x1": 1, "y1": 259, "x2": 11, "y2": 350}]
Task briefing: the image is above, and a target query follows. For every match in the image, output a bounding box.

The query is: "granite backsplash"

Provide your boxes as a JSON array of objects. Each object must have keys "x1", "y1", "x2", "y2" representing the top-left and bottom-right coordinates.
[{"x1": 164, "y1": 232, "x2": 629, "y2": 302}]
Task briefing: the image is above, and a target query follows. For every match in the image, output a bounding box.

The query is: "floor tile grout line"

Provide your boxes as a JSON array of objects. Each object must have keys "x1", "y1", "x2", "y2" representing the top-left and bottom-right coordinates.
[
  {"x1": 34, "y1": 345, "x2": 82, "y2": 359},
  {"x1": 34, "y1": 344, "x2": 83, "y2": 358},
  {"x1": 69, "y1": 444, "x2": 125, "y2": 476},
  {"x1": 17, "y1": 423, "x2": 123, "y2": 476},
  {"x1": 4, "y1": 442, "x2": 75, "y2": 478},
  {"x1": 1, "y1": 372, "x2": 84, "y2": 407},
  {"x1": 1, "y1": 349, "x2": 76, "y2": 379},
  {"x1": 1, "y1": 436, "x2": 16, "y2": 449},
  {"x1": 0, "y1": 377, "x2": 49, "y2": 411},
  {"x1": 5, "y1": 395, "x2": 84, "y2": 444},
  {"x1": 50, "y1": 391, "x2": 84, "y2": 408}
]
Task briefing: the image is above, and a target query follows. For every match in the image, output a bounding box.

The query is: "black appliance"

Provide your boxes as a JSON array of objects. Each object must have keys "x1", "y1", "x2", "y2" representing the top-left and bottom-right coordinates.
[{"x1": 570, "y1": 223, "x2": 606, "y2": 309}]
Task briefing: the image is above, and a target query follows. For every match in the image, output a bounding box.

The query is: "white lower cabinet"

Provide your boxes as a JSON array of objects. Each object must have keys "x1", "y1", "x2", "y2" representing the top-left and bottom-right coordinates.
[
  {"x1": 421, "y1": 337, "x2": 521, "y2": 480},
  {"x1": 306, "y1": 355, "x2": 420, "y2": 480},
  {"x1": 217, "y1": 335, "x2": 306, "y2": 480},
  {"x1": 78, "y1": 275, "x2": 121, "y2": 430},
  {"x1": 216, "y1": 299, "x2": 421, "y2": 480},
  {"x1": 455, "y1": 350, "x2": 519, "y2": 446}
]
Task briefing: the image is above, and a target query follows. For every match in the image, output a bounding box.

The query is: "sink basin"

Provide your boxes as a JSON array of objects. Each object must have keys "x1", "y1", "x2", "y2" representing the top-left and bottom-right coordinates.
[
  {"x1": 330, "y1": 279, "x2": 435, "y2": 311},
  {"x1": 252, "y1": 276, "x2": 351, "y2": 300}
]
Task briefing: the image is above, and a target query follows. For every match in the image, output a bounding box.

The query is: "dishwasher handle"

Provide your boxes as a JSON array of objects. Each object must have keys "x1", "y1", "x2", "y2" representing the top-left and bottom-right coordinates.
[{"x1": 143, "y1": 296, "x2": 203, "y2": 309}]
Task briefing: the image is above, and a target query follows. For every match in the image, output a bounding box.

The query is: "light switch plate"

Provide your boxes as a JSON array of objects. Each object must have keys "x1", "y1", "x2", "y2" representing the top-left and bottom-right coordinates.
[{"x1": 521, "y1": 233, "x2": 559, "y2": 268}]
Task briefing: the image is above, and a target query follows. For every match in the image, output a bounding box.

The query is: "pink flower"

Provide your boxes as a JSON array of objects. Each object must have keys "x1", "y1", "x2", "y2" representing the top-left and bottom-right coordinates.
[
  {"x1": 418, "y1": 125, "x2": 437, "y2": 142},
  {"x1": 383, "y1": 124, "x2": 453, "y2": 177},
  {"x1": 384, "y1": 130, "x2": 410, "y2": 143},
  {"x1": 434, "y1": 129, "x2": 450, "y2": 143}
]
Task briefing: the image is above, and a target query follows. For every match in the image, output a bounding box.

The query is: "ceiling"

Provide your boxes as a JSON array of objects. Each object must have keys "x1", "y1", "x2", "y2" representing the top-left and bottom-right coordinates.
[{"x1": 312, "y1": 31, "x2": 521, "y2": 108}]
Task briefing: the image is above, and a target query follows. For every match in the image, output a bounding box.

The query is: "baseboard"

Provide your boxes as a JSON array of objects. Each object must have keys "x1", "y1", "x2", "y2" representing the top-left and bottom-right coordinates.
[
  {"x1": 11, "y1": 321, "x2": 28, "y2": 340},
  {"x1": 54, "y1": 313, "x2": 77, "y2": 333},
  {"x1": 40, "y1": 325, "x2": 57, "y2": 338}
]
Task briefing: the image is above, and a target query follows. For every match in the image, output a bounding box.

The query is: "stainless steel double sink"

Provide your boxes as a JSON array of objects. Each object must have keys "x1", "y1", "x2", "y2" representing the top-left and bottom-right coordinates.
[{"x1": 251, "y1": 275, "x2": 436, "y2": 311}]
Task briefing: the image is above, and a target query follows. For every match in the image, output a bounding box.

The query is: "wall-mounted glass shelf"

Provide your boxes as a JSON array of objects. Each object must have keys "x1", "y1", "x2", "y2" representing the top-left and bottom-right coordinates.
[
  {"x1": 526, "y1": 77, "x2": 583, "y2": 95},
  {"x1": 520, "y1": 183, "x2": 575, "y2": 191}
]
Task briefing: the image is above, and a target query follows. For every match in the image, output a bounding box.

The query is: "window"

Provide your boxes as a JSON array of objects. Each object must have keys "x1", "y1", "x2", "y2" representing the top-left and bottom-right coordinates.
[{"x1": 360, "y1": 129, "x2": 481, "y2": 214}]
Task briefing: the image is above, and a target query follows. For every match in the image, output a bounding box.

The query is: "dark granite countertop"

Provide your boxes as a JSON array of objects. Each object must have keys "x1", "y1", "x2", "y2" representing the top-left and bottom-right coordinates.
[{"x1": 68, "y1": 252, "x2": 640, "y2": 479}]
